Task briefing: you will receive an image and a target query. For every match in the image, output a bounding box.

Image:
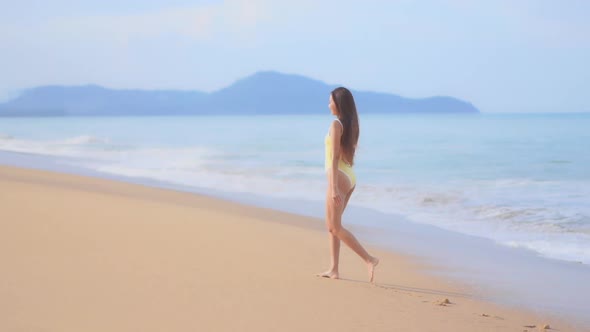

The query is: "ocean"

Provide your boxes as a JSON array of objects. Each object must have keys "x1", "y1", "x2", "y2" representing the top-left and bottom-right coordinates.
[
  {"x1": 2, "y1": 112, "x2": 590, "y2": 324},
  {"x1": 1, "y1": 113, "x2": 588, "y2": 264}
]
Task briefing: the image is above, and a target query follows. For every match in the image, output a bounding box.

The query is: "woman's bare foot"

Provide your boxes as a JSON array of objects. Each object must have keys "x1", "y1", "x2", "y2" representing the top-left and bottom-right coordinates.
[
  {"x1": 367, "y1": 257, "x2": 379, "y2": 284},
  {"x1": 316, "y1": 270, "x2": 339, "y2": 279}
]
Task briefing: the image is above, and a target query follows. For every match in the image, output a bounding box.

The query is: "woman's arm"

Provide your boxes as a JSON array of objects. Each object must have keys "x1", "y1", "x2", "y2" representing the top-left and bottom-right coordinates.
[{"x1": 329, "y1": 120, "x2": 343, "y2": 206}]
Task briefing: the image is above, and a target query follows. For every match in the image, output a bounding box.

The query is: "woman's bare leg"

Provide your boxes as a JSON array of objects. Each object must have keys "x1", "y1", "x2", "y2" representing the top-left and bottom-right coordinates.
[
  {"x1": 318, "y1": 186, "x2": 354, "y2": 279},
  {"x1": 328, "y1": 198, "x2": 379, "y2": 282},
  {"x1": 322, "y1": 171, "x2": 379, "y2": 283}
]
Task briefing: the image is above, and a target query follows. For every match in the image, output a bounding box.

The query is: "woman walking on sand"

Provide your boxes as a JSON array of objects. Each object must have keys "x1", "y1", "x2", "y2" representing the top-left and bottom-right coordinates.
[{"x1": 317, "y1": 87, "x2": 379, "y2": 283}]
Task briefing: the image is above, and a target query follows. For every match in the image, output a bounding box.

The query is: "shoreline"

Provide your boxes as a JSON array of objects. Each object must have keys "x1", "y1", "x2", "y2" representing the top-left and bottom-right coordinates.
[
  {"x1": 1, "y1": 164, "x2": 586, "y2": 331},
  {"x1": 2, "y1": 149, "x2": 590, "y2": 325}
]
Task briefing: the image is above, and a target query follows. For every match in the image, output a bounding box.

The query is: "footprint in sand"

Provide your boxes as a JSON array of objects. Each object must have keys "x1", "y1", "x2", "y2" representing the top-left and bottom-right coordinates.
[
  {"x1": 435, "y1": 298, "x2": 452, "y2": 306},
  {"x1": 524, "y1": 324, "x2": 551, "y2": 330}
]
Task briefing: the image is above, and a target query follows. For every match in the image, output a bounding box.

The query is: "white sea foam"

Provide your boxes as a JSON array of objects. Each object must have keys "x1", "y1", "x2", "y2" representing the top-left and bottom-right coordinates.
[
  {"x1": 1, "y1": 113, "x2": 589, "y2": 265},
  {"x1": 59, "y1": 135, "x2": 110, "y2": 145},
  {"x1": 86, "y1": 148, "x2": 590, "y2": 264},
  {"x1": 3, "y1": 134, "x2": 590, "y2": 264}
]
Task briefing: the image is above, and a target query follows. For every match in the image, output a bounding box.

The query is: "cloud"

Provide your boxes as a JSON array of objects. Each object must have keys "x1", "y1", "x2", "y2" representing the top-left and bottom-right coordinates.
[
  {"x1": 51, "y1": 6, "x2": 215, "y2": 43},
  {"x1": 2, "y1": 0, "x2": 272, "y2": 47},
  {"x1": 0, "y1": 0, "x2": 274, "y2": 95}
]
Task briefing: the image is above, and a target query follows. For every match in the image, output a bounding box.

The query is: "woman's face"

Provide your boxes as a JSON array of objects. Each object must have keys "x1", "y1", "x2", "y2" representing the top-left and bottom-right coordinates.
[{"x1": 329, "y1": 94, "x2": 338, "y2": 116}]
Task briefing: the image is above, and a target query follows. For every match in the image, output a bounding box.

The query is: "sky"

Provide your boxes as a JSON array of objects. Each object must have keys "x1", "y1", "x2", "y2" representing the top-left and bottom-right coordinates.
[{"x1": 0, "y1": 0, "x2": 588, "y2": 113}]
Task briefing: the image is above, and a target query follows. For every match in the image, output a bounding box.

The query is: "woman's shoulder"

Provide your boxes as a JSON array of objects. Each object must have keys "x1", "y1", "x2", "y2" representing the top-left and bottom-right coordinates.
[{"x1": 331, "y1": 118, "x2": 343, "y2": 132}]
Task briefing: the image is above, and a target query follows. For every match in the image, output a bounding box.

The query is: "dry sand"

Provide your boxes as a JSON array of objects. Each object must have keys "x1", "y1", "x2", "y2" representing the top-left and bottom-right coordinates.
[{"x1": 0, "y1": 165, "x2": 580, "y2": 331}]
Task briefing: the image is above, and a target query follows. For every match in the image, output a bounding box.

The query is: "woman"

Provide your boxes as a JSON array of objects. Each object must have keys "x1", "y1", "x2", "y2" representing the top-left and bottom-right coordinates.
[{"x1": 317, "y1": 87, "x2": 379, "y2": 283}]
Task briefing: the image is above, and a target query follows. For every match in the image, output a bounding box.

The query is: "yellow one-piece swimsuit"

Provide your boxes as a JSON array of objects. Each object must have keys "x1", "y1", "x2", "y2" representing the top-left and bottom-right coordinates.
[{"x1": 324, "y1": 119, "x2": 356, "y2": 187}]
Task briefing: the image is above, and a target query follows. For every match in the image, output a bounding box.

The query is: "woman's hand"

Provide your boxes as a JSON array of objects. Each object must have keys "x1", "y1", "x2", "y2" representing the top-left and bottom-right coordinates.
[{"x1": 331, "y1": 187, "x2": 342, "y2": 207}]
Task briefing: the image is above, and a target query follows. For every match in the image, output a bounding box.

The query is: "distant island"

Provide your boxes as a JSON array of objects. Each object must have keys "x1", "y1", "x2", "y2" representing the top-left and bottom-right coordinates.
[{"x1": 0, "y1": 71, "x2": 479, "y2": 116}]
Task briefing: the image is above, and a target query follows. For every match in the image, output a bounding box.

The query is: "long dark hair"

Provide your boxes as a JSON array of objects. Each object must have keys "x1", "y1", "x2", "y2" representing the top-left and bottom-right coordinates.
[{"x1": 331, "y1": 87, "x2": 360, "y2": 166}]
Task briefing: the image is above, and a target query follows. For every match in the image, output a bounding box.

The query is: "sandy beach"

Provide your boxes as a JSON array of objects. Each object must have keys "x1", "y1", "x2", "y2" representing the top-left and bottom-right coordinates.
[{"x1": 0, "y1": 165, "x2": 581, "y2": 331}]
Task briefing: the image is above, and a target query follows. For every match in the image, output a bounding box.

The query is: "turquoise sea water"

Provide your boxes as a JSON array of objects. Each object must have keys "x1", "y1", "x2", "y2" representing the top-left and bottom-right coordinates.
[{"x1": 1, "y1": 113, "x2": 589, "y2": 264}]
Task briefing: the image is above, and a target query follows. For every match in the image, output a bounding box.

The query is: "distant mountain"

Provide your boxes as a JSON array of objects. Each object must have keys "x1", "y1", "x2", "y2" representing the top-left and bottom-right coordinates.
[
  {"x1": 0, "y1": 71, "x2": 479, "y2": 116},
  {"x1": 0, "y1": 85, "x2": 207, "y2": 116}
]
